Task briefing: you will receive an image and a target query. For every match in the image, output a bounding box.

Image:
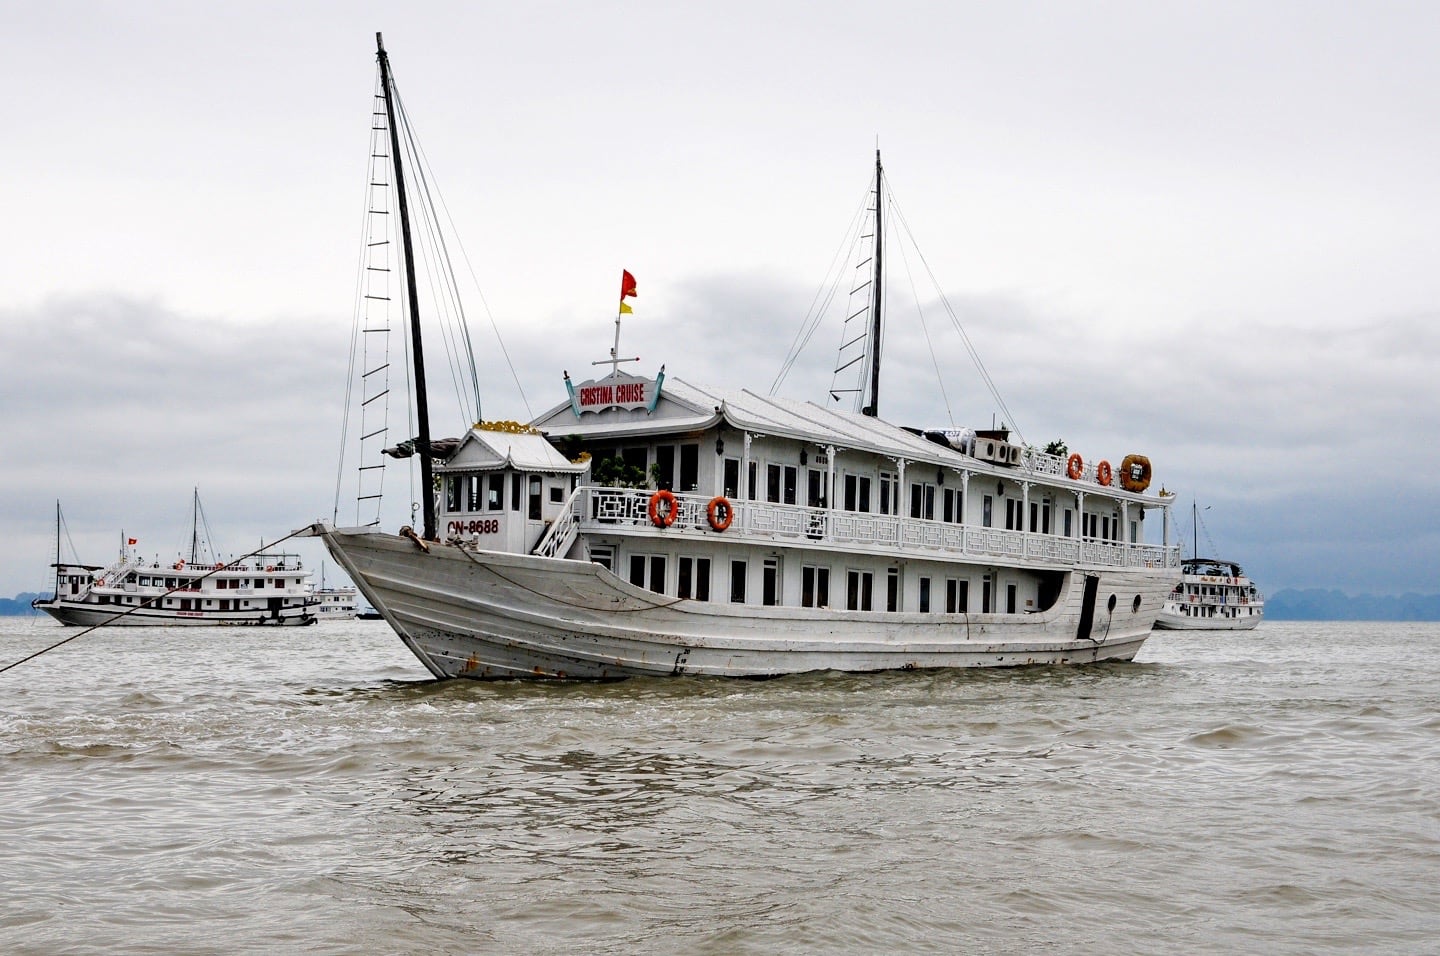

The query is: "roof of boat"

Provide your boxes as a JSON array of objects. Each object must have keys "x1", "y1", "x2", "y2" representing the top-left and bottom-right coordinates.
[
  {"x1": 532, "y1": 376, "x2": 960, "y2": 464},
  {"x1": 441, "y1": 428, "x2": 588, "y2": 473}
]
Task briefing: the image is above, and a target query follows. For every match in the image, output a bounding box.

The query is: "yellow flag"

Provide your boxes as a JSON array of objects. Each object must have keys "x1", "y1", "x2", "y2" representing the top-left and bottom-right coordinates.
[{"x1": 619, "y1": 302, "x2": 633, "y2": 314}]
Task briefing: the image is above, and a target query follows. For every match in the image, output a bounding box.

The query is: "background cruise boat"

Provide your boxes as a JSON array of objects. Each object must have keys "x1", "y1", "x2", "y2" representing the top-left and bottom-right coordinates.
[
  {"x1": 32, "y1": 496, "x2": 319, "y2": 627},
  {"x1": 311, "y1": 563, "x2": 358, "y2": 621},
  {"x1": 313, "y1": 36, "x2": 1183, "y2": 680},
  {"x1": 1156, "y1": 558, "x2": 1264, "y2": 630},
  {"x1": 1154, "y1": 502, "x2": 1264, "y2": 630}
]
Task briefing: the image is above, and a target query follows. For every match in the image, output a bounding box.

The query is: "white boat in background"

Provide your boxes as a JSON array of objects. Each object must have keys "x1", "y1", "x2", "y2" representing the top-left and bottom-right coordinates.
[
  {"x1": 313, "y1": 35, "x2": 1182, "y2": 680},
  {"x1": 32, "y1": 496, "x2": 319, "y2": 627},
  {"x1": 1156, "y1": 558, "x2": 1264, "y2": 630},
  {"x1": 313, "y1": 587, "x2": 358, "y2": 621},
  {"x1": 1154, "y1": 503, "x2": 1263, "y2": 630},
  {"x1": 312, "y1": 564, "x2": 359, "y2": 621}
]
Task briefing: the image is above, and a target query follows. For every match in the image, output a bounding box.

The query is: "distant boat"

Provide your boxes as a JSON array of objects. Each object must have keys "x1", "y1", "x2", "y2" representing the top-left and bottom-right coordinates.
[
  {"x1": 1155, "y1": 503, "x2": 1263, "y2": 630},
  {"x1": 310, "y1": 35, "x2": 1183, "y2": 679},
  {"x1": 312, "y1": 563, "x2": 358, "y2": 622},
  {"x1": 32, "y1": 495, "x2": 319, "y2": 627}
]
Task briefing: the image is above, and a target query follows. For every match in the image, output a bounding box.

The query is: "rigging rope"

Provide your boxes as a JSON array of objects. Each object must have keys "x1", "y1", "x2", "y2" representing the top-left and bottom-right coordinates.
[{"x1": 0, "y1": 530, "x2": 309, "y2": 676}]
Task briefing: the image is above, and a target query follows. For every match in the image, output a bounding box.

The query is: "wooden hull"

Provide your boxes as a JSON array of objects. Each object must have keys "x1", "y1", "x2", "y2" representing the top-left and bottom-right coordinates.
[{"x1": 317, "y1": 524, "x2": 1174, "y2": 680}]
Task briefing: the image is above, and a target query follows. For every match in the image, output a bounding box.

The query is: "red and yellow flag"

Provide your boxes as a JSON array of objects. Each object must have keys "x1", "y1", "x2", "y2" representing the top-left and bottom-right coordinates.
[{"x1": 619, "y1": 269, "x2": 637, "y2": 313}]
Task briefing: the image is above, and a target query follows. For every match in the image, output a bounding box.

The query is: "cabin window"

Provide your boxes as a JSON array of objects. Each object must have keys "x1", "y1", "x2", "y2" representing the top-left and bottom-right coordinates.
[
  {"x1": 648, "y1": 556, "x2": 667, "y2": 595},
  {"x1": 655, "y1": 445, "x2": 675, "y2": 491},
  {"x1": 1042, "y1": 500, "x2": 1052, "y2": 534},
  {"x1": 528, "y1": 476, "x2": 542, "y2": 520},
  {"x1": 1029, "y1": 501, "x2": 1039, "y2": 533},
  {"x1": 807, "y1": 469, "x2": 827, "y2": 508},
  {"x1": 747, "y1": 461, "x2": 758, "y2": 501},
  {"x1": 946, "y1": 578, "x2": 969, "y2": 613},
  {"x1": 801, "y1": 566, "x2": 830, "y2": 608},
  {"x1": 466, "y1": 475, "x2": 481, "y2": 512},
  {"x1": 938, "y1": 492, "x2": 961, "y2": 524},
  {"x1": 919, "y1": 577, "x2": 931, "y2": 613},
  {"x1": 844, "y1": 474, "x2": 873, "y2": 512},
  {"x1": 879, "y1": 472, "x2": 897, "y2": 515},
  {"x1": 886, "y1": 568, "x2": 900, "y2": 612},
  {"x1": 766, "y1": 464, "x2": 781, "y2": 503},
  {"x1": 1005, "y1": 499, "x2": 1021, "y2": 531},
  {"x1": 910, "y1": 482, "x2": 936, "y2": 520},
  {"x1": 511, "y1": 474, "x2": 522, "y2": 511},
  {"x1": 723, "y1": 458, "x2": 740, "y2": 498},
  {"x1": 678, "y1": 557, "x2": 710, "y2": 601},
  {"x1": 762, "y1": 558, "x2": 780, "y2": 607},
  {"x1": 487, "y1": 474, "x2": 504, "y2": 511},
  {"x1": 1006, "y1": 584, "x2": 1018, "y2": 614},
  {"x1": 628, "y1": 555, "x2": 646, "y2": 588},
  {"x1": 783, "y1": 466, "x2": 798, "y2": 505},
  {"x1": 1064, "y1": 509, "x2": 1073, "y2": 537},
  {"x1": 1130, "y1": 520, "x2": 1139, "y2": 543},
  {"x1": 730, "y1": 560, "x2": 747, "y2": 603},
  {"x1": 446, "y1": 477, "x2": 462, "y2": 512},
  {"x1": 679, "y1": 444, "x2": 699, "y2": 492},
  {"x1": 982, "y1": 576, "x2": 993, "y2": 613},
  {"x1": 622, "y1": 446, "x2": 648, "y2": 475},
  {"x1": 590, "y1": 546, "x2": 614, "y2": 571},
  {"x1": 846, "y1": 570, "x2": 874, "y2": 611},
  {"x1": 550, "y1": 485, "x2": 564, "y2": 503},
  {"x1": 982, "y1": 495, "x2": 993, "y2": 528}
]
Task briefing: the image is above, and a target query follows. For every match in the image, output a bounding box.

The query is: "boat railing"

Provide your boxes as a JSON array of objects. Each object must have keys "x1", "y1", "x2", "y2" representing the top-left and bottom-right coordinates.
[
  {"x1": 578, "y1": 486, "x2": 1180, "y2": 570},
  {"x1": 533, "y1": 487, "x2": 584, "y2": 558}
]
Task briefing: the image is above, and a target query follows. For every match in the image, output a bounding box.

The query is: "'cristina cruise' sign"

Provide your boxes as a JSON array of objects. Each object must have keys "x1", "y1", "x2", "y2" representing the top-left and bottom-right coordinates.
[{"x1": 564, "y1": 370, "x2": 664, "y2": 416}]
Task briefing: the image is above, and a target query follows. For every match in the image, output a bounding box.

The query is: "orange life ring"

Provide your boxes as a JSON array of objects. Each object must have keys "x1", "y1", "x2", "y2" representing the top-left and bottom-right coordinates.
[
  {"x1": 1119, "y1": 454, "x2": 1152, "y2": 492},
  {"x1": 706, "y1": 496, "x2": 734, "y2": 531},
  {"x1": 213, "y1": 562, "x2": 224, "y2": 571},
  {"x1": 647, "y1": 490, "x2": 678, "y2": 528},
  {"x1": 174, "y1": 560, "x2": 185, "y2": 570},
  {"x1": 1066, "y1": 453, "x2": 1084, "y2": 480},
  {"x1": 265, "y1": 565, "x2": 275, "y2": 573},
  {"x1": 95, "y1": 579, "x2": 105, "y2": 587},
  {"x1": 1096, "y1": 460, "x2": 1113, "y2": 486}
]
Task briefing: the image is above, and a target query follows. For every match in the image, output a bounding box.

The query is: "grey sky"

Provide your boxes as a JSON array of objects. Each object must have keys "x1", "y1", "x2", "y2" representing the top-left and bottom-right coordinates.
[{"x1": 4, "y1": 1, "x2": 1438, "y2": 596}]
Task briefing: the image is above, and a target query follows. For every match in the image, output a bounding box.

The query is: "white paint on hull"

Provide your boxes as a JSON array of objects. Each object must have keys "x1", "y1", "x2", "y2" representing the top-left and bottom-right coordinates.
[{"x1": 320, "y1": 525, "x2": 1172, "y2": 680}]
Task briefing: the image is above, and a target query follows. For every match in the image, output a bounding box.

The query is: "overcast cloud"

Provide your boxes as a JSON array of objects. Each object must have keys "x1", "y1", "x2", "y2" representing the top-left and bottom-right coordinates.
[{"x1": 4, "y1": 1, "x2": 1438, "y2": 597}]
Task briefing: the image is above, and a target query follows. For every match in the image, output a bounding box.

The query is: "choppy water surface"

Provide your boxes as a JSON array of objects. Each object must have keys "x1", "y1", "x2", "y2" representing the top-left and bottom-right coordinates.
[{"x1": 2, "y1": 618, "x2": 1436, "y2": 954}]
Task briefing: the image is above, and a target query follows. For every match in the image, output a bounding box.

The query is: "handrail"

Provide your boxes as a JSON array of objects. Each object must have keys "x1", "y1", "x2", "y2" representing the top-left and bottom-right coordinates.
[
  {"x1": 577, "y1": 486, "x2": 1180, "y2": 570},
  {"x1": 532, "y1": 486, "x2": 584, "y2": 558}
]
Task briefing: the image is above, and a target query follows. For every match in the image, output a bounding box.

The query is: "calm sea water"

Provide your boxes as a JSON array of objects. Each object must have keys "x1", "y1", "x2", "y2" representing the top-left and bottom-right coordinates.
[{"x1": 1, "y1": 617, "x2": 1436, "y2": 955}]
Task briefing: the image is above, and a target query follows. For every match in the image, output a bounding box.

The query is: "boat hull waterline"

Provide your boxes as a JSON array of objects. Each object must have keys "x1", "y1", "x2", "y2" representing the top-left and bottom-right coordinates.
[{"x1": 317, "y1": 523, "x2": 1172, "y2": 680}]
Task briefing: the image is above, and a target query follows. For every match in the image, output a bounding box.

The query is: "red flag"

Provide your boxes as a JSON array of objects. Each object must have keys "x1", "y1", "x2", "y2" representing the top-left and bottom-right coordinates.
[
  {"x1": 127, "y1": 537, "x2": 138, "y2": 545},
  {"x1": 620, "y1": 269, "x2": 637, "y2": 300}
]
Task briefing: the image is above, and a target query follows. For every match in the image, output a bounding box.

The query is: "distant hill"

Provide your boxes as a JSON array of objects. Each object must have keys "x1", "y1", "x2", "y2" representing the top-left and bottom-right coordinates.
[
  {"x1": 0, "y1": 593, "x2": 47, "y2": 616},
  {"x1": 1267, "y1": 589, "x2": 1440, "y2": 621}
]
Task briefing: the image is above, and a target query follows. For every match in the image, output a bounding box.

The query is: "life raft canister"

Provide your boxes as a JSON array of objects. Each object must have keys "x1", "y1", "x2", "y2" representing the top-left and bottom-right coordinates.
[
  {"x1": 1119, "y1": 454, "x2": 1153, "y2": 493},
  {"x1": 1096, "y1": 460, "x2": 1113, "y2": 486},
  {"x1": 706, "y1": 495, "x2": 734, "y2": 531},
  {"x1": 1066, "y1": 453, "x2": 1084, "y2": 480},
  {"x1": 648, "y1": 489, "x2": 679, "y2": 528}
]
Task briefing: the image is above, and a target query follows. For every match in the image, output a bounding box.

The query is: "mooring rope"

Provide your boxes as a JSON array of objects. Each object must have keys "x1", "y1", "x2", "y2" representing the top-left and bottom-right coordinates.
[{"x1": 0, "y1": 529, "x2": 308, "y2": 676}]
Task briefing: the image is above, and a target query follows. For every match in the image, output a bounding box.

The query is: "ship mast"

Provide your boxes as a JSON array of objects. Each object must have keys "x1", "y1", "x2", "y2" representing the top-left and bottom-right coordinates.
[
  {"x1": 863, "y1": 149, "x2": 884, "y2": 418},
  {"x1": 376, "y1": 32, "x2": 436, "y2": 541}
]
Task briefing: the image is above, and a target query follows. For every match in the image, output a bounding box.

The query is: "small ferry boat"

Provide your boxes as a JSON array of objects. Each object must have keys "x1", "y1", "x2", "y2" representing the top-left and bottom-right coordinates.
[
  {"x1": 313, "y1": 587, "x2": 359, "y2": 621},
  {"x1": 1154, "y1": 503, "x2": 1263, "y2": 630},
  {"x1": 1155, "y1": 558, "x2": 1264, "y2": 630},
  {"x1": 32, "y1": 497, "x2": 319, "y2": 627},
  {"x1": 310, "y1": 36, "x2": 1183, "y2": 680}
]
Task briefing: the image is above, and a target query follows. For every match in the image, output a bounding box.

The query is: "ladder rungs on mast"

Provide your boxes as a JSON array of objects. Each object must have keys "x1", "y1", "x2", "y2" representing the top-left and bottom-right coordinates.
[
  {"x1": 361, "y1": 391, "x2": 388, "y2": 406},
  {"x1": 362, "y1": 363, "x2": 390, "y2": 377},
  {"x1": 360, "y1": 427, "x2": 388, "y2": 441}
]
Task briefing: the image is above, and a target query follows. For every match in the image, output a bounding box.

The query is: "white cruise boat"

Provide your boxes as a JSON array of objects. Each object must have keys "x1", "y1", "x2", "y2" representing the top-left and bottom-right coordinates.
[
  {"x1": 313, "y1": 587, "x2": 359, "y2": 621},
  {"x1": 312, "y1": 36, "x2": 1183, "y2": 679},
  {"x1": 1156, "y1": 559, "x2": 1264, "y2": 630},
  {"x1": 33, "y1": 497, "x2": 319, "y2": 627}
]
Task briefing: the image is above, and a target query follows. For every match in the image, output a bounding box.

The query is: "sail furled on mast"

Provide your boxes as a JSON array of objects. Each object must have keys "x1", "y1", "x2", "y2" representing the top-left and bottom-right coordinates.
[{"x1": 828, "y1": 151, "x2": 885, "y2": 416}]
